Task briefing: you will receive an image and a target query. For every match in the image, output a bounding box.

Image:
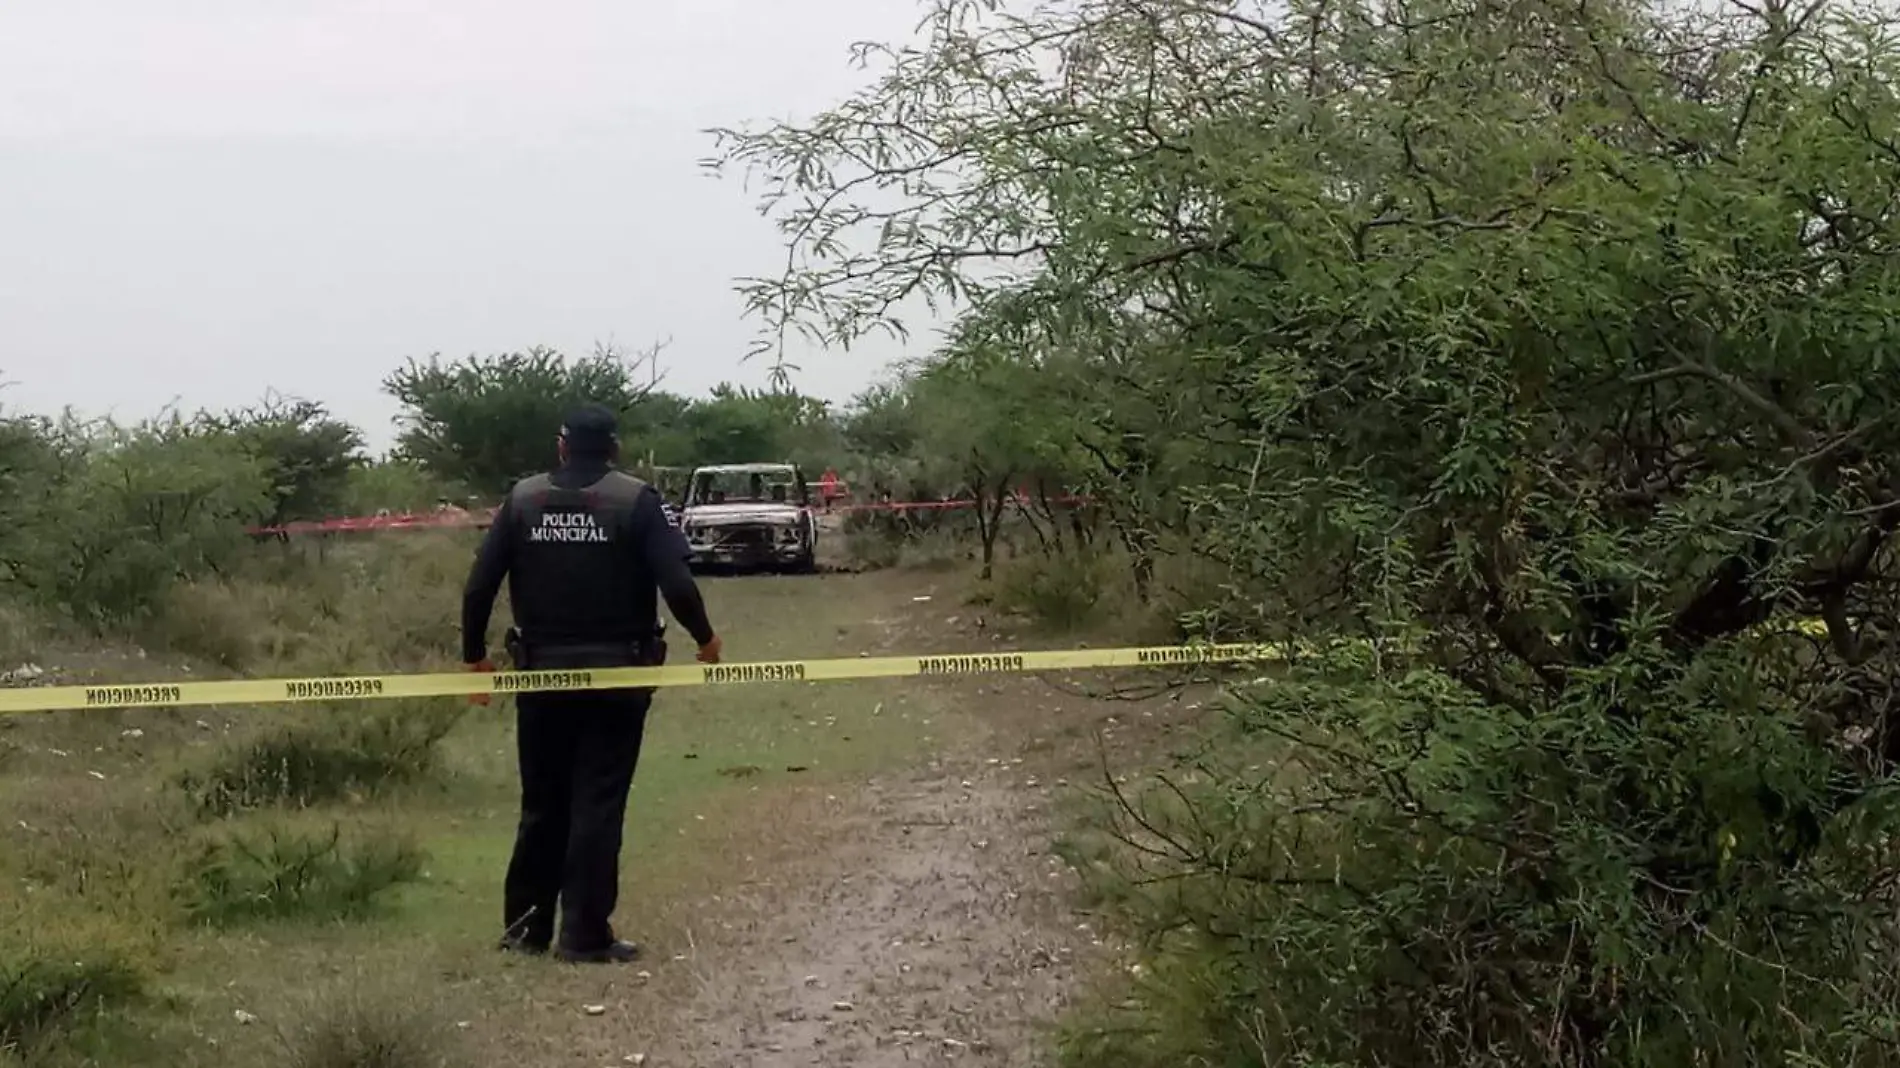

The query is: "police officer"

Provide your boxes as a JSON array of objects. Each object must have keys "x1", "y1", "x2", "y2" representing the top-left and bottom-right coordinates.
[{"x1": 461, "y1": 404, "x2": 722, "y2": 964}]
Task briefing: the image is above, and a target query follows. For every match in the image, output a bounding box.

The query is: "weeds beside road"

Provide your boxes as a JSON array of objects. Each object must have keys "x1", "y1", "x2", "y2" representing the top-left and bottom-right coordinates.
[{"x1": 0, "y1": 529, "x2": 1190, "y2": 1067}]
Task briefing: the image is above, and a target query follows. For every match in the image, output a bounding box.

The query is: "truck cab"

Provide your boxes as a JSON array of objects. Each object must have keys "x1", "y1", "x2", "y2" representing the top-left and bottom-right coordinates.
[{"x1": 678, "y1": 462, "x2": 818, "y2": 572}]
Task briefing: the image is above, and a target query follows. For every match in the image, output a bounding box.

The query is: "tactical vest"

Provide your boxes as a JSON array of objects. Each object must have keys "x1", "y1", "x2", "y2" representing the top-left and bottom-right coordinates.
[{"x1": 504, "y1": 469, "x2": 656, "y2": 653}]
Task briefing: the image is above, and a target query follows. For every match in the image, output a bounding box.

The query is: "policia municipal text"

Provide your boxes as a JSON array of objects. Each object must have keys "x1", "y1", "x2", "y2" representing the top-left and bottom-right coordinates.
[{"x1": 461, "y1": 404, "x2": 722, "y2": 964}]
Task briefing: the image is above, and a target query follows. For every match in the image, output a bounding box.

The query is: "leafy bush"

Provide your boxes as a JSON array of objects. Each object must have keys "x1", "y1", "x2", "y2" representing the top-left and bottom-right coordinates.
[
  {"x1": 841, "y1": 502, "x2": 1010, "y2": 574},
  {"x1": 281, "y1": 981, "x2": 461, "y2": 1068},
  {"x1": 711, "y1": 0, "x2": 1900, "y2": 1059},
  {"x1": 151, "y1": 578, "x2": 279, "y2": 669},
  {"x1": 16, "y1": 415, "x2": 272, "y2": 625},
  {"x1": 178, "y1": 702, "x2": 467, "y2": 816},
  {"x1": 991, "y1": 550, "x2": 1114, "y2": 631},
  {"x1": 382, "y1": 344, "x2": 663, "y2": 494},
  {"x1": 382, "y1": 343, "x2": 856, "y2": 494},
  {"x1": 180, "y1": 822, "x2": 425, "y2": 927},
  {"x1": 339, "y1": 459, "x2": 466, "y2": 516},
  {"x1": 0, "y1": 411, "x2": 62, "y2": 591},
  {"x1": 0, "y1": 908, "x2": 146, "y2": 1055},
  {"x1": 150, "y1": 527, "x2": 473, "y2": 675},
  {"x1": 0, "y1": 951, "x2": 144, "y2": 1055},
  {"x1": 843, "y1": 525, "x2": 906, "y2": 570},
  {"x1": 5, "y1": 778, "x2": 195, "y2": 922},
  {"x1": 665, "y1": 382, "x2": 840, "y2": 468},
  {"x1": 0, "y1": 600, "x2": 44, "y2": 674},
  {"x1": 1063, "y1": 641, "x2": 1900, "y2": 1067},
  {"x1": 200, "y1": 395, "x2": 367, "y2": 525}
]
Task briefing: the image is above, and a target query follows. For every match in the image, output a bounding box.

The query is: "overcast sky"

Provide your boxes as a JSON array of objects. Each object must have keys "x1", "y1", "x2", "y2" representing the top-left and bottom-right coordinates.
[{"x1": 0, "y1": 0, "x2": 923, "y2": 452}]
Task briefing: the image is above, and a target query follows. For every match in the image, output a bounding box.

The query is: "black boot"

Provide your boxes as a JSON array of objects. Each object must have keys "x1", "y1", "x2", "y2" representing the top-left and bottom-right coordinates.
[{"x1": 555, "y1": 939, "x2": 642, "y2": 964}]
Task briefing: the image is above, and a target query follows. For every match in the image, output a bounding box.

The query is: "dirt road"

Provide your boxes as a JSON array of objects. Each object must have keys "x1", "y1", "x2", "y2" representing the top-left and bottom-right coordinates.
[
  {"x1": 4, "y1": 561, "x2": 1187, "y2": 1068},
  {"x1": 456, "y1": 566, "x2": 1180, "y2": 1068},
  {"x1": 664, "y1": 730, "x2": 1089, "y2": 1066}
]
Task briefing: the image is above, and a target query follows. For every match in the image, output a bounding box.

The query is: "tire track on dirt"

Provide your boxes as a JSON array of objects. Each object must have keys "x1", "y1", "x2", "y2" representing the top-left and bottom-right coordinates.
[
  {"x1": 482, "y1": 572, "x2": 1188, "y2": 1067},
  {"x1": 667, "y1": 753, "x2": 1092, "y2": 1068},
  {"x1": 637, "y1": 587, "x2": 1200, "y2": 1068}
]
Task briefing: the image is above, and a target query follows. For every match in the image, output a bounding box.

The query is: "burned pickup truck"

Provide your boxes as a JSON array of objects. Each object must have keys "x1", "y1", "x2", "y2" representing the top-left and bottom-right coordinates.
[{"x1": 678, "y1": 462, "x2": 818, "y2": 572}]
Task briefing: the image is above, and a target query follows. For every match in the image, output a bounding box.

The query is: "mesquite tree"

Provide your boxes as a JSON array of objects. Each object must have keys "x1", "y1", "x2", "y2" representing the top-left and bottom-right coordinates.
[
  {"x1": 710, "y1": 0, "x2": 1900, "y2": 1063},
  {"x1": 382, "y1": 343, "x2": 663, "y2": 493}
]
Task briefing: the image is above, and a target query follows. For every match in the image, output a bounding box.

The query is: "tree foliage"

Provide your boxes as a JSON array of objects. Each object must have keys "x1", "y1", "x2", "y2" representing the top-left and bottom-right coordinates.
[
  {"x1": 196, "y1": 394, "x2": 366, "y2": 525},
  {"x1": 337, "y1": 459, "x2": 465, "y2": 516},
  {"x1": 382, "y1": 344, "x2": 662, "y2": 494},
  {"x1": 4, "y1": 414, "x2": 273, "y2": 625},
  {"x1": 909, "y1": 325, "x2": 1077, "y2": 573},
  {"x1": 0, "y1": 392, "x2": 372, "y2": 625},
  {"x1": 381, "y1": 344, "x2": 864, "y2": 491},
  {"x1": 707, "y1": 0, "x2": 1900, "y2": 1062},
  {"x1": 669, "y1": 383, "x2": 836, "y2": 467}
]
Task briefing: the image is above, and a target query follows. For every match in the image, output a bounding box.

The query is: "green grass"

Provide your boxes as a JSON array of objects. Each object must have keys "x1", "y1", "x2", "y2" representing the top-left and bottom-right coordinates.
[
  {"x1": 280, "y1": 981, "x2": 463, "y2": 1068},
  {"x1": 177, "y1": 701, "x2": 468, "y2": 816},
  {"x1": 180, "y1": 821, "x2": 426, "y2": 928},
  {"x1": 0, "y1": 942, "x2": 146, "y2": 1054},
  {"x1": 373, "y1": 573, "x2": 955, "y2": 939},
  {"x1": 0, "y1": 550, "x2": 990, "y2": 1066}
]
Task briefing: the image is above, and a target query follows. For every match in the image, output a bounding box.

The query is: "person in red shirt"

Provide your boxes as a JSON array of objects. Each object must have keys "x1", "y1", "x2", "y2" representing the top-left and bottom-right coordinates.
[{"x1": 819, "y1": 468, "x2": 842, "y2": 513}]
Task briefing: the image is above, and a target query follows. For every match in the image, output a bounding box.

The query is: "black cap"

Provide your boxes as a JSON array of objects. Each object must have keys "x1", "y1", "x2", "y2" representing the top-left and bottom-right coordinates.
[{"x1": 559, "y1": 403, "x2": 619, "y2": 454}]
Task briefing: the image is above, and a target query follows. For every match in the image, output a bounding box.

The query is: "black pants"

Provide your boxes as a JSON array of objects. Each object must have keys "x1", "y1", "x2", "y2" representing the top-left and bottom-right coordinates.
[{"x1": 502, "y1": 687, "x2": 652, "y2": 951}]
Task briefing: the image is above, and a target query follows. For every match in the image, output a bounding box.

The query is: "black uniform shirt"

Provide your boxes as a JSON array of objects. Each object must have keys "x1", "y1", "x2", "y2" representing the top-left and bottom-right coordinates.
[{"x1": 460, "y1": 458, "x2": 714, "y2": 664}]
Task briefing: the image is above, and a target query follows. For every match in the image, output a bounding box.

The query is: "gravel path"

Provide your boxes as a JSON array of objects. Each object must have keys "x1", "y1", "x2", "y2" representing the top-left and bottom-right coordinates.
[{"x1": 670, "y1": 757, "x2": 1091, "y2": 1067}]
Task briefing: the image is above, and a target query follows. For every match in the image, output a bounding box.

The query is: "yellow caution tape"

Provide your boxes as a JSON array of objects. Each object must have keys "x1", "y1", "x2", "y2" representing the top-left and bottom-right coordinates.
[
  {"x1": 0, "y1": 643, "x2": 1290, "y2": 716},
  {"x1": 0, "y1": 616, "x2": 1837, "y2": 717}
]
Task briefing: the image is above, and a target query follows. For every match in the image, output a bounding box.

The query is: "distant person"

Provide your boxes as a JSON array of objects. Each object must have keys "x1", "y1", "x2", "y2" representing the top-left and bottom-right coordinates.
[
  {"x1": 460, "y1": 404, "x2": 723, "y2": 964},
  {"x1": 819, "y1": 468, "x2": 841, "y2": 512}
]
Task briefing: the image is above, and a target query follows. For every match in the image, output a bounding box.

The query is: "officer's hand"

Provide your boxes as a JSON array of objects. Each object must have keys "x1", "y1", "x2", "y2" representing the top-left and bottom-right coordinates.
[
  {"x1": 695, "y1": 635, "x2": 722, "y2": 665},
  {"x1": 465, "y1": 659, "x2": 495, "y2": 706}
]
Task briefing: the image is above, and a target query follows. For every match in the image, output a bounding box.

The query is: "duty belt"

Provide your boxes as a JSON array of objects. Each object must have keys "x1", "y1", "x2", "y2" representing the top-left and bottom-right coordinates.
[{"x1": 503, "y1": 625, "x2": 666, "y2": 671}]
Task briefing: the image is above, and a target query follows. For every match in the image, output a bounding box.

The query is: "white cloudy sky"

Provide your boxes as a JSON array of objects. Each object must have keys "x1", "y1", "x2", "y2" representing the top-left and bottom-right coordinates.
[{"x1": 0, "y1": 0, "x2": 925, "y2": 451}]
